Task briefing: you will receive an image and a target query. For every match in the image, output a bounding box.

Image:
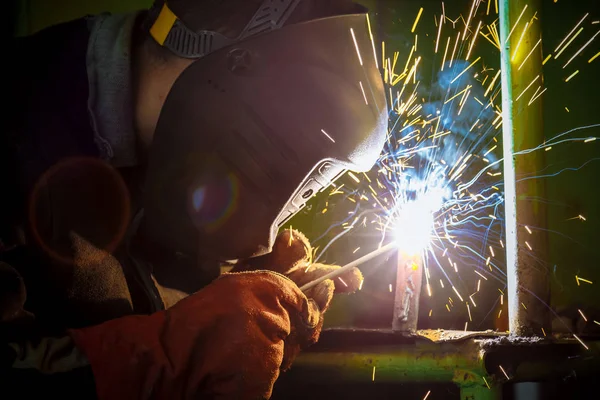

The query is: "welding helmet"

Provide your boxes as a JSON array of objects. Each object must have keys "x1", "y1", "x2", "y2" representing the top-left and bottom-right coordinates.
[{"x1": 143, "y1": 0, "x2": 388, "y2": 260}]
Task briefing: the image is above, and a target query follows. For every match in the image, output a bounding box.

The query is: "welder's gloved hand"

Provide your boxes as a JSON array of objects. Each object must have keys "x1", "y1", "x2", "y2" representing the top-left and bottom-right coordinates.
[
  {"x1": 68, "y1": 271, "x2": 323, "y2": 399},
  {"x1": 232, "y1": 229, "x2": 363, "y2": 312}
]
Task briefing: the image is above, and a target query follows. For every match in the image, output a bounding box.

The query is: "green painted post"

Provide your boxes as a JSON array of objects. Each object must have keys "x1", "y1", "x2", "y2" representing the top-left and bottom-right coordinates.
[{"x1": 498, "y1": 0, "x2": 550, "y2": 336}]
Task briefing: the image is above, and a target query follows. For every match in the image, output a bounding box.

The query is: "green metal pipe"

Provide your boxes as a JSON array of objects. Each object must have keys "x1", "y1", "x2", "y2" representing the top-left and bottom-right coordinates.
[
  {"x1": 291, "y1": 342, "x2": 487, "y2": 384},
  {"x1": 499, "y1": 0, "x2": 550, "y2": 336}
]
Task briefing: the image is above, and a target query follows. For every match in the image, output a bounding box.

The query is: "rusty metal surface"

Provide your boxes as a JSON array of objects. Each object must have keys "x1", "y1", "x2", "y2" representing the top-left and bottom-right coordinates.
[{"x1": 392, "y1": 254, "x2": 423, "y2": 332}]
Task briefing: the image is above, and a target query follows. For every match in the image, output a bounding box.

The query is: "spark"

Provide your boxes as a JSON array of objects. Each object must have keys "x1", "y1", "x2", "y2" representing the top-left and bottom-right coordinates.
[
  {"x1": 466, "y1": 21, "x2": 482, "y2": 60},
  {"x1": 412, "y1": 7, "x2": 424, "y2": 33},
  {"x1": 505, "y1": 5, "x2": 528, "y2": 44},
  {"x1": 543, "y1": 54, "x2": 552, "y2": 65},
  {"x1": 359, "y1": 279, "x2": 364, "y2": 290},
  {"x1": 521, "y1": 302, "x2": 528, "y2": 310},
  {"x1": 463, "y1": 0, "x2": 476, "y2": 40},
  {"x1": 441, "y1": 36, "x2": 451, "y2": 70},
  {"x1": 321, "y1": 129, "x2": 335, "y2": 143},
  {"x1": 467, "y1": 303, "x2": 472, "y2": 321},
  {"x1": 359, "y1": 81, "x2": 369, "y2": 104},
  {"x1": 464, "y1": 321, "x2": 468, "y2": 331},
  {"x1": 446, "y1": 304, "x2": 451, "y2": 312},
  {"x1": 484, "y1": 145, "x2": 497, "y2": 156},
  {"x1": 567, "y1": 214, "x2": 586, "y2": 221},
  {"x1": 525, "y1": 225, "x2": 532, "y2": 234},
  {"x1": 440, "y1": 279, "x2": 445, "y2": 288},
  {"x1": 435, "y1": 14, "x2": 444, "y2": 53},
  {"x1": 499, "y1": 365, "x2": 510, "y2": 380},
  {"x1": 500, "y1": 240, "x2": 504, "y2": 248},
  {"x1": 470, "y1": 294, "x2": 477, "y2": 307},
  {"x1": 554, "y1": 13, "x2": 589, "y2": 53},
  {"x1": 511, "y1": 21, "x2": 530, "y2": 62},
  {"x1": 518, "y1": 37, "x2": 542, "y2": 70},
  {"x1": 389, "y1": 283, "x2": 392, "y2": 292},
  {"x1": 584, "y1": 138, "x2": 596, "y2": 143},
  {"x1": 573, "y1": 334, "x2": 589, "y2": 350},
  {"x1": 372, "y1": 366, "x2": 376, "y2": 381},
  {"x1": 498, "y1": 309, "x2": 502, "y2": 318},
  {"x1": 575, "y1": 275, "x2": 592, "y2": 285},
  {"x1": 450, "y1": 32, "x2": 461, "y2": 68},
  {"x1": 483, "y1": 377, "x2": 491, "y2": 389},
  {"x1": 348, "y1": 171, "x2": 360, "y2": 183},
  {"x1": 515, "y1": 74, "x2": 540, "y2": 101},
  {"x1": 484, "y1": 69, "x2": 501, "y2": 97},
  {"x1": 565, "y1": 70, "x2": 579, "y2": 82},
  {"x1": 444, "y1": 85, "x2": 472, "y2": 104},
  {"x1": 350, "y1": 28, "x2": 363, "y2": 65},
  {"x1": 429, "y1": 309, "x2": 433, "y2": 317},
  {"x1": 353, "y1": 247, "x2": 361, "y2": 254},
  {"x1": 452, "y1": 286, "x2": 464, "y2": 302},
  {"x1": 529, "y1": 87, "x2": 547, "y2": 105},
  {"x1": 555, "y1": 27, "x2": 584, "y2": 59},
  {"x1": 450, "y1": 57, "x2": 481, "y2": 84},
  {"x1": 489, "y1": 246, "x2": 495, "y2": 257},
  {"x1": 589, "y1": 52, "x2": 600, "y2": 63},
  {"x1": 542, "y1": 327, "x2": 547, "y2": 337},
  {"x1": 423, "y1": 390, "x2": 431, "y2": 400},
  {"x1": 563, "y1": 30, "x2": 600, "y2": 68},
  {"x1": 578, "y1": 309, "x2": 587, "y2": 322},
  {"x1": 366, "y1": 14, "x2": 379, "y2": 69}
]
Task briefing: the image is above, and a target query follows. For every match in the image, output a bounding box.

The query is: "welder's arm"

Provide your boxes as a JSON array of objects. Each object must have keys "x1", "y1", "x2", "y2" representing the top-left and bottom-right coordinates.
[{"x1": 65, "y1": 271, "x2": 331, "y2": 400}]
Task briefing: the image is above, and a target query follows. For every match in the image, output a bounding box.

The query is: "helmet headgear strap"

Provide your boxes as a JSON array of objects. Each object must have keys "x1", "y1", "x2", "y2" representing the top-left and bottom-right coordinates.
[{"x1": 148, "y1": 0, "x2": 302, "y2": 59}]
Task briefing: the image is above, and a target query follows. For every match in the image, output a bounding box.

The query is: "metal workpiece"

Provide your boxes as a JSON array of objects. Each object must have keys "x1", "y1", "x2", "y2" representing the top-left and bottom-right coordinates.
[{"x1": 392, "y1": 253, "x2": 424, "y2": 332}]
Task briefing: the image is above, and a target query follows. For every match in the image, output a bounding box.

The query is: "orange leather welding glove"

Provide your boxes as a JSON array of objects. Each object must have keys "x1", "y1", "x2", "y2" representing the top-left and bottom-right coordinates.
[
  {"x1": 68, "y1": 271, "x2": 325, "y2": 399},
  {"x1": 232, "y1": 229, "x2": 364, "y2": 312}
]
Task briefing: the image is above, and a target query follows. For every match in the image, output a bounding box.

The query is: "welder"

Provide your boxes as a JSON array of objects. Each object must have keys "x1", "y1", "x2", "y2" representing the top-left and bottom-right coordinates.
[{"x1": 1, "y1": 0, "x2": 387, "y2": 397}]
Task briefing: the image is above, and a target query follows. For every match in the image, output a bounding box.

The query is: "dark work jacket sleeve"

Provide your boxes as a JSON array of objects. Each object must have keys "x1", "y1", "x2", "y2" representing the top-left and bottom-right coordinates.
[
  {"x1": 4, "y1": 17, "x2": 99, "y2": 245},
  {"x1": 1, "y1": 18, "x2": 135, "y2": 332}
]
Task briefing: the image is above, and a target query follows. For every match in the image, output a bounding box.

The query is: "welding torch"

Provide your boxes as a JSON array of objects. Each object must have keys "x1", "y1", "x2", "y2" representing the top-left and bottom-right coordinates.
[{"x1": 299, "y1": 242, "x2": 396, "y2": 292}]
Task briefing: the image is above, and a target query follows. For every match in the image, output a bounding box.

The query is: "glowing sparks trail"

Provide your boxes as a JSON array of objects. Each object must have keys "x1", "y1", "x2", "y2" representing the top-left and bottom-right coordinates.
[
  {"x1": 554, "y1": 13, "x2": 589, "y2": 53},
  {"x1": 359, "y1": 81, "x2": 369, "y2": 104},
  {"x1": 511, "y1": 21, "x2": 530, "y2": 62},
  {"x1": 499, "y1": 365, "x2": 510, "y2": 380},
  {"x1": 435, "y1": 14, "x2": 444, "y2": 53},
  {"x1": 565, "y1": 70, "x2": 579, "y2": 82},
  {"x1": 320, "y1": 129, "x2": 335, "y2": 143},
  {"x1": 366, "y1": 14, "x2": 379, "y2": 69},
  {"x1": 505, "y1": 4, "x2": 528, "y2": 44},
  {"x1": 555, "y1": 27, "x2": 584, "y2": 59},
  {"x1": 350, "y1": 28, "x2": 363, "y2": 66},
  {"x1": 450, "y1": 56, "x2": 481, "y2": 84},
  {"x1": 518, "y1": 37, "x2": 542, "y2": 70},
  {"x1": 563, "y1": 30, "x2": 600, "y2": 68},
  {"x1": 412, "y1": 7, "x2": 424, "y2": 33}
]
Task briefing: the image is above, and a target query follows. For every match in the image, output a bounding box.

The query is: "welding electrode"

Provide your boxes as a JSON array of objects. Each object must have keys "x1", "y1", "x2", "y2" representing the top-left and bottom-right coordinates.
[{"x1": 300, "y1": 242, "x2": 396, "y2": 292}]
